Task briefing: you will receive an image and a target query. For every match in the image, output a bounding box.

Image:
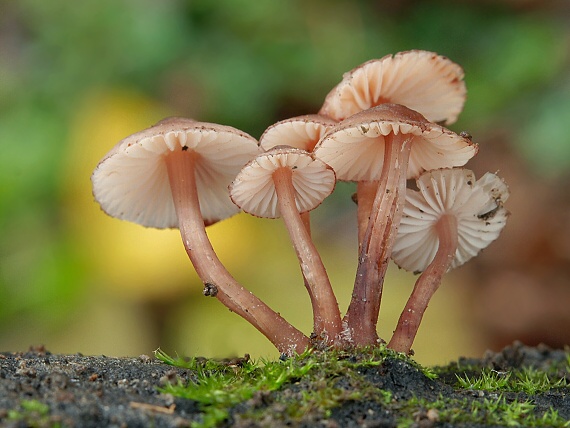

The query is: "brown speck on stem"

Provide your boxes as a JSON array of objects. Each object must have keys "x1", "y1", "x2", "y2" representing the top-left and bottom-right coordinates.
[{"x1": 203, "y1": 283, "x2": 218, "y2": 297}]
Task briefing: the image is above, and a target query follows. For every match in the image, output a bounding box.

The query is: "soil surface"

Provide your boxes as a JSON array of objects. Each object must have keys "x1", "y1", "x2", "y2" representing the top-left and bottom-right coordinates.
[{"x1": 1, "y1": 342, "x2": 569, "y2": 427}]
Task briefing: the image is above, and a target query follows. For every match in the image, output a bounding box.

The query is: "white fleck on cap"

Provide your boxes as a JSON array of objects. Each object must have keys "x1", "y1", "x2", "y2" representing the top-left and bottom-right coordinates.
[
  {"x1": 229, "y1": 147, "x2": 336, "y2": 218},
  {"x1": 320, "y1": 50, "x2": 466, "y2": 125},
  {"x1": 391, "y1": 168, "x2": 510, "y2": 273},
  {"x1": 91, "y1": 117, "x2": 261, "y2": 228}
]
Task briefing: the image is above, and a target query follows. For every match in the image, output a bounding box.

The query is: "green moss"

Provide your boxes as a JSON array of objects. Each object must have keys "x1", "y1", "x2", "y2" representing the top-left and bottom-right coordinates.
[
  {"x1": 428, "y1": 356, "x2": 570, "y2": 427},
  {"x1": 156, "y1": 348, "x2": 570, "y2": 427},
  {"x1": 514, "y1": 368, "x2": 568, "y2": 394},
  {"x1": 456, "y1": 366, "x2": 568, "y2": 394},
  {"x1": 7, "y1": 399, "x2": 61, "y2": 428},
  {"x1": 156, "y1": 346, "x2": 392, "y2": 427},
  {"x1": 398, "y1": 394, "x2": 570, "y2": 427},
  {"x1": 456, "y1": 369, "x2": 512, "y2": 391}
]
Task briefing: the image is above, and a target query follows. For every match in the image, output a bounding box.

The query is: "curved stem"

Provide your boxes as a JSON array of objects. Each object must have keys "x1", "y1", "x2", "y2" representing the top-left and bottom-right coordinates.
[
  {"x1": 165, "y1": 151, "x2": 310, "y2": 355},
  {"x1": 388, "y1": 214, "x2": 459, "y2": 354},
  {"x1": 273, "y1": 167, "x2": 343, "y2": 346},
  {"x1": 344, "y1": 134, "x2": 412, "y2": 346}
]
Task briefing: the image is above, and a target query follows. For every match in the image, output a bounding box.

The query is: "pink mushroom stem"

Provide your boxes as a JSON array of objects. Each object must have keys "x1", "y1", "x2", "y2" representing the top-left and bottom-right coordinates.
[
  {"x1": 272, "y1": 166, "x2": 343, "y2": 346},
  {"x1": 356, "y1": 181, "x2": 377, "y2": 249},
  {"x1": 344, "y1": 133, "x2": 413, "y2": 346},
  {"x1": 301, "y1": 211, "x2": 312, "y2": 236},
  {"x1": 165, "y1": 151, "x2": 310, "y2": 355},
  {"x1": 388, "y1": 214, "x2": 459, "y2": 354}
]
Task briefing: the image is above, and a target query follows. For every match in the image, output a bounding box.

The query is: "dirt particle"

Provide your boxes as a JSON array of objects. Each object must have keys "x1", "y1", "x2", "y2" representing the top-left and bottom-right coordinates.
[
  {"x1": 203, "y1": 283, "x2": 218, "y2": 297},
  {"x1": 478, "y1": 205, "x2": 500, "y2": 221},
  {"x1": 159, "y1": 370, "x2": 180, "y2": 387},
  {"x1": 15, "y1": 367, "x2": 37, "y2": 378},
  {"x1": 138, "y1": 354, "x2": 152, "y2": 364}
]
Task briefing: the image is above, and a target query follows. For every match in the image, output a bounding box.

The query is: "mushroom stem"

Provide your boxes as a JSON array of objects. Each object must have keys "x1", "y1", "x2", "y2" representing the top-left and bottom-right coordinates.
[
  {"x1": 388, "y1": 214, "x2": 459, "y2": 354},
  {"x1": 165, "y1": 151, "x2": 310, "y2": 355},
  {"x1": 301, "y1": 211, "x2": 312, "y2": 236},
  {"x1": 356, "y1": 181, "x2": 378, "y2": 249},
  {"x1": 272, "y1": 166, "x2": 343, "y2": 346},
  {"x1": 344, "y1": 134, "x2": 412, "y2": 346}
]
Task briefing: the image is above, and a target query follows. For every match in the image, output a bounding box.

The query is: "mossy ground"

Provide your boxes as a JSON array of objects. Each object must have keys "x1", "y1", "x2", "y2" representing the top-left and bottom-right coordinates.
[
  {"x1": 1, "y1": 342, "x2": 569, "y2": 427},
  {"x1": 157, "y1": 342, "x2": 570, "y2": 427}
]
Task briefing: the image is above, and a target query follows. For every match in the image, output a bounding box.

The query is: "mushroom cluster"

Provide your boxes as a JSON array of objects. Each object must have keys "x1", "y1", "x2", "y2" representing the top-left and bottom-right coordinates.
[{"x1": 92, "y1": 50, "x2": 509, "y2": 356}]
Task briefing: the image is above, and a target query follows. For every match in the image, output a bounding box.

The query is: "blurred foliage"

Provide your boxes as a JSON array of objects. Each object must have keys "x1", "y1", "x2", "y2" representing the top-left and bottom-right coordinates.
[{"x1": 0, "y1": 0, "x2": 569, "y2": 364}]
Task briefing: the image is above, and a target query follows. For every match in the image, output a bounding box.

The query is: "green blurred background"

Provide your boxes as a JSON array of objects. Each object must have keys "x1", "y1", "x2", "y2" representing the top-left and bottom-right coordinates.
[{"x1": 1, "y1": 0, "x2": 569, "y2": 366}]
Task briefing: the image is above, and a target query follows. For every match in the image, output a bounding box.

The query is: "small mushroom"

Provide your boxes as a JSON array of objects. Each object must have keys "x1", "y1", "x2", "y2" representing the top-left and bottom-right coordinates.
[
  {"x1": 92, "y1": 117, "x2": 310, "y2": 355},
  {"x1": 259, "y1": 114, "x2": 337, "y2": 234},
  {"x1": 260, "y1": 114, "x2": 338, "y2": 152},
  {"x1": 320, "y1": 50, "x2": 466, "y2": 125},
  {"x1": 314, "y1": 104, "x2": 477, "y2": 346},
  {"x1": 229, "y1": 147, "x2": 342, "y2": 346},
  {"x1": 388, "y1": 168, "x2": 510, "y2": 354}
]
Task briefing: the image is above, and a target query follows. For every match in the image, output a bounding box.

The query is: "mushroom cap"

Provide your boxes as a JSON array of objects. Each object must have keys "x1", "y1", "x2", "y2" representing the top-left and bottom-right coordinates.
[
  {"x1": 391, "y1": 168, "x2": 510, "y2": 273},
  {"x1": 313, "y1": 104, "x2": 478, "y2": 182},
  {"x1": 259, "y1": 114, "x2": 338, "y2": 152},
  {"x1": 91, "y1": 117, "x2": 261, "y2": 229},
  {"x1": 320, "y1": 50, "x2": 466, "y2": 125},
  {"x1": 229, "y1": 147, "x2": 336, "y2": 218}
]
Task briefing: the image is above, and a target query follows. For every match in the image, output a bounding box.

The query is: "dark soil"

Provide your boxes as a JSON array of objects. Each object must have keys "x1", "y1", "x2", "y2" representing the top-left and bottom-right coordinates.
[{"x1": 1, "y1": 342, "x2": 569, "y2": 427}]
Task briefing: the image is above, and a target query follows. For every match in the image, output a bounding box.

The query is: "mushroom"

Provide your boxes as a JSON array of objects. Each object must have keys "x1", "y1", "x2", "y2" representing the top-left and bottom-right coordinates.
[
  {"x1": 259, "y1": 114, "x2": 337, "y2": 234},
  {"x1": 229, "y1": 146, "x2": 342, "y2": 346},
  {"x1": 320, "y1": 50, "x2": 466, "y2": 124},
  {"x1": 260, "y1": 114, "x2": 338, "y2": 152},
  {"x1": 314, "y1": 104, "x2": 477, "y2": 346},
  {"x1": 91, "y1": 117, "x2": 310, "y2": 355},
  {"x1": 388, "y1": 168, "x2": 510, "y2": 354},
  {"x1": 319, "y1": 50, "x2": 467, "y2": 249}
]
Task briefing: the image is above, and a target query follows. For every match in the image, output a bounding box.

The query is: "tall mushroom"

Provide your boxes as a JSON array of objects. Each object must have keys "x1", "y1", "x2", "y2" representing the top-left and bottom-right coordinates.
[
  {"x1": 314, "y1": 104, "x2": 477, "y2": 346},
  {"x1": 91, "y1": 117, "x2": 310, "y2": 355},
  {"x1": 319, "y1": 50, "x2": 467, "y2": 249},
  {"x1": 229, "y1": 147, "x2": 342, "y2": 347},
  {"x1": 388, "y1": 168, "x2": 510, "y2": 354},
  {"x1": 320, "y1": 50, "x2": 466, "y2": 124}
]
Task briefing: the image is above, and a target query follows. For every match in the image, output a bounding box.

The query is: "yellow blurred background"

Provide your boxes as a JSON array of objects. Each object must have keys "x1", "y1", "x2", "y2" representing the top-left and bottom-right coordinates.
[{"x1": 1, "y1": 0, "x2": 569, "y2": 366}]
